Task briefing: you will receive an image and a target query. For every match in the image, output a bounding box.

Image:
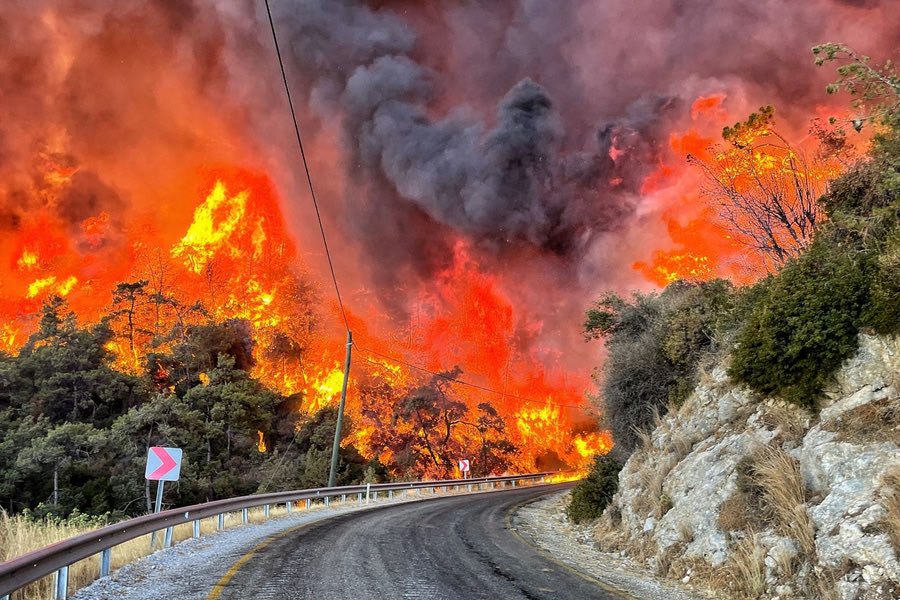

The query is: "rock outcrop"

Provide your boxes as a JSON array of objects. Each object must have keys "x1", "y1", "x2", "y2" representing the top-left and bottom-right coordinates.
[{"x1": 596, "y1": 334, "x2": 900, "y2": 600}]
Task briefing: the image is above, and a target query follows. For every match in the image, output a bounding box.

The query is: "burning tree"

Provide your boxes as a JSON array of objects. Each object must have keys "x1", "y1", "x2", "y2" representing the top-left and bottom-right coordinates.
[
  {"x1": 358, "y1": 367, "x2": 519, "y2": 479},
  {"x1": 687, "y1": 106, "x2": 834, "y2": 273}
]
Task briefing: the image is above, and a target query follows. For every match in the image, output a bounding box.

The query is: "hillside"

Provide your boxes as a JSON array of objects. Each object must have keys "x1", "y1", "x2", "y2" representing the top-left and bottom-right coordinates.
[
  {"x1": 594, "y1": 334, "x2": 900, "y2": 599},
  {"x1": 572, "y1": 46, "x2": 900, "y2": 599}
]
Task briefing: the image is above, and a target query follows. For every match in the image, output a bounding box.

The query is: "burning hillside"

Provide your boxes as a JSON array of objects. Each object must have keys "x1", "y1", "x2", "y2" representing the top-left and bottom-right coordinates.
[{"x1": 1, "y1": 0, "x2": 899, "y2": 477}]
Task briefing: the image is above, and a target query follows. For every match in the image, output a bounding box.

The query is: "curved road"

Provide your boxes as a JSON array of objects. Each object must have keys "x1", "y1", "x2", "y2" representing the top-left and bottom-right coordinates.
[{"x1": 206, "y1": 484, "x2": 627, "y2": 600}]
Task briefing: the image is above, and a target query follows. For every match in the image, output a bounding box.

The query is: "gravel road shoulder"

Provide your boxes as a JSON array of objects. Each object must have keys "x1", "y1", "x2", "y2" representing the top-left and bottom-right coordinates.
[{"x1": 512, "y1": 491, "x2": 710, "y2": 600}]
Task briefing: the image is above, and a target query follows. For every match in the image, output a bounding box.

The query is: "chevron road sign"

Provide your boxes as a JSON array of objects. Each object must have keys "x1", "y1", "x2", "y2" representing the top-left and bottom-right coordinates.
[{"x1": 145, "y1": 447, "x2": 183, "y2": 481}]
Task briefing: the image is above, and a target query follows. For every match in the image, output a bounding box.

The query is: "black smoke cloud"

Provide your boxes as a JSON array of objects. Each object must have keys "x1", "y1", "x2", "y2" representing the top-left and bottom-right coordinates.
[
  {"x1": 262, "y1": 0, "x2": 899, "y2": 295},
  {"x1": 275, "y1": 0, "x2": 670, "y2": 266},
  {"x1": 3, "y1": 0, "x2": 899, "y2": 326}
]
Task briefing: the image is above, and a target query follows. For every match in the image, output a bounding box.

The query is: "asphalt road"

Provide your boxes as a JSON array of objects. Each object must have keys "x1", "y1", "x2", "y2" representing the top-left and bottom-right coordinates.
[{"x1": 207, "y1": 483, "x2": 629, "y2": 600}]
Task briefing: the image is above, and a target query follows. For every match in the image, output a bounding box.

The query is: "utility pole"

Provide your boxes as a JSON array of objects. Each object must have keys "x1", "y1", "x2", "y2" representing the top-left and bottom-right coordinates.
[{"x1": 328, "y1": 330, "x2": 353, "y2": 487}]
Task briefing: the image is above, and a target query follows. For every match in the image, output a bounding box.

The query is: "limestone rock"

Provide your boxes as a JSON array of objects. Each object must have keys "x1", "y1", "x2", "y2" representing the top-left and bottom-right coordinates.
[{"x1": 599, "y1": 333, "x2": 900, "y2": 598}]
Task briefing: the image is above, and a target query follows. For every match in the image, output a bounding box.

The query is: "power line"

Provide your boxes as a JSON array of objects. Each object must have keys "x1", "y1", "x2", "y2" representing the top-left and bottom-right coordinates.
[
  {"x1": 263, "y1": 3, "x2": 594, "y2": 417},
  {"x1": 263, "y1": 0, "x2": 350, "y2": 334},
  {"x1": 354, "y1": 342, "x2": 595, "y2": 412}
]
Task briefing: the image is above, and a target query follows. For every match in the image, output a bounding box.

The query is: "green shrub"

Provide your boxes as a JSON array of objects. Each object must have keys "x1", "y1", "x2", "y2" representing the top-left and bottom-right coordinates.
[
  {"x1": 586, "y1": 280, "x2": 735, "y2": 452},
  {"x1": 864, "y1": 231, "x2": 900, "y2": 334},
  {"x1": 728, "y1": 239, "x2": 871, "y2": 406},
  {"x1": 566, "y1": 455, "x2": 623, "y2": 524}
]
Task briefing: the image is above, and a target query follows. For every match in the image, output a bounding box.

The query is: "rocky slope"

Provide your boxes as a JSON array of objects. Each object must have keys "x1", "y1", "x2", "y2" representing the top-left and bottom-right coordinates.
[{"x1": 594, "y1": 334, "x2": 900, "y2": 600}]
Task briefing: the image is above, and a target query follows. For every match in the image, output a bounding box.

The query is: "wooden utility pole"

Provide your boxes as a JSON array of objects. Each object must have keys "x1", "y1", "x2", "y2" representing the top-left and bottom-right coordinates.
[{"x1": 328, "y1": 330, "x2": 353, "y2": 487}]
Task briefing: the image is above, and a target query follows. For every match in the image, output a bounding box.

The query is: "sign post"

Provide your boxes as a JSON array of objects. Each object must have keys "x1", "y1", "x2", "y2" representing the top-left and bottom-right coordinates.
[
  {"x1": 458, "y1": 459, "x2": 470, "y2": 479},
  {"x1": 145, "y1": 447, "x2": 182, "y2": 548}
]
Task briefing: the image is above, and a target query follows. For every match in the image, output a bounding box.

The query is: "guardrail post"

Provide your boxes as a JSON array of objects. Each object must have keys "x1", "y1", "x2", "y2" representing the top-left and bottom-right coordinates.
[
  {"x1": 366, "y1": 483, "x2": 370, "y2": 504},
  {"x1": 163, "y1": 526, "x2": 173, "y2": 548},
  {"x1": 99, "y1": 548, "x2": 112, "y2": 578},
  {"x1": 193, "y1": 520, "x2": 201, "y2": 538},
  {"x1": 242, "y1": 508, "x2": 249, "y2": 524},
  {"x1": 286, "y1": 502, "x2": 292, "y2": 514},
  {"x1": 455, "y1": 484, "x2": 459, "y2": 491},
  {"x1": 373, "y1": 491, "x2": 378, "y2": 501},
  {"x1": 388, "y1": 490, "x2": 393, "y2": 500},
  {"x1": 218, "y1": 513, "x2": 225, "y2": 530},
  {"x1": 342, "y1": 494, "x2": 346, "y2": 504},
  {"x1": 305, "y1": 499, "x2": 311, "y2": 510},
  {"x1": 430, "y1": 487, "x2": 435, "y2": 494},
  {"x1": 511, "y1": 480, "x2": 516, "y2": 487},
  {"x1": 468, "y1": 484, "x2": 472, "y2": 492},
  {"x1": 402, "y1": 489, "x2": 407, "y2": 499},
  {"x1": 325, "y1": 496, "x2": 330, "y2": 508},
  {"x1": 264, "y1": 504, "x2": 270, "y2": 519},
  {"x1": 53, "y1": 566, "x2": 68, "y2": 600},
  {"x1": 357, "y1": 492, "x2": 362, "y2": 503}
]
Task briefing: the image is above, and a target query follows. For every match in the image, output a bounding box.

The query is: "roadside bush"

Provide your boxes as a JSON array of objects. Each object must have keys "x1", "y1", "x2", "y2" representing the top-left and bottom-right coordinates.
[
  {"x1": 566, "y1": 455, "x2": 623, "y2": 524},
  {"x1": 728, "y1": 239, "x2": 871, "y2": 407},
  {"x1": 585, "y1": 280, "x2": 734, "y2": 452},
  {"x1": 864, "y1": 231, "x2": 900, "y2": 334}
]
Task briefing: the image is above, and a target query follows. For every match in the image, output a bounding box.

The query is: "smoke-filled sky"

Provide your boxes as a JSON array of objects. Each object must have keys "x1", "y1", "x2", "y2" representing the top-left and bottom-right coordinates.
[{"x1": 2, "y1": 0, "x2": 899, "y2": 374}]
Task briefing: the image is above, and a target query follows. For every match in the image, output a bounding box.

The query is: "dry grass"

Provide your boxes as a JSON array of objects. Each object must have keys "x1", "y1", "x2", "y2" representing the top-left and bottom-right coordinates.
[
  {"x1": 633, "y1": 452, "x2": 679, "y2": 519},
  {"x1": 655, "y1": 541, "x2": 684, "y2": 577},
  {"x1": 654, "y1": 521, "x2": 693, "y2": 577},
  {"x1": 717, "y1": 492, "x2": 751, "y2": 532},
  {"x1": 720, "y1": 534, "x2": 767, "y2": 599},
  {"x1": 632, "y1": 425, "x2": 654, "y2": 457},
  {"x1": 593, "y1": 510, "x2": 626, "y2": 553},
  {"x1": 754, "y1": 446, "x2": 816, "y2": 559},
  {"x1": 668, "y1": 555, "x2": 714, "y2": 585},
  {"x1": 760, "y1": 400, "x2": 809, "y2": 442},
  {"x1": 880, "y1": 468, "x2": 900, "y2": 551},
  {"x1": 670, "y1": 430, "x2": 694, "y2": 460},
  {"x1": 823, "y1": 396, "x2": 900, "y2": 444}
]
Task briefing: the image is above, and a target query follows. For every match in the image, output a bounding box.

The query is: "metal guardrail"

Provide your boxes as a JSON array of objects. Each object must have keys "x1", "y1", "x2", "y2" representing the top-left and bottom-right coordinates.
[{"x1": 0, "y1": 472, "x2": 555, "y2": 599}]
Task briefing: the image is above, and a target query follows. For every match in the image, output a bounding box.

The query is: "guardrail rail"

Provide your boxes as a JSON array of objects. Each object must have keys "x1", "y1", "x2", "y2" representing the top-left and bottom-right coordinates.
[{"x1": 0, "y1": 472, "x2": 558, "y2": 600}]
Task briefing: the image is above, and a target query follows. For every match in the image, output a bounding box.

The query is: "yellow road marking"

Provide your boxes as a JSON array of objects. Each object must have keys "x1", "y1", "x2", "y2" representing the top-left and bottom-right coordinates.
[
  {"x1": 206, "y1": 514, "x2": 334, "y2": 600},
  {"x1": 208, "y1": 488, "x2": 618, "y2": 600}
]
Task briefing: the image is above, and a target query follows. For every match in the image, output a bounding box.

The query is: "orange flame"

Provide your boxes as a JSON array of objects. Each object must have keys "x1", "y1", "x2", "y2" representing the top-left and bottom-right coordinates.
[{"x1": 1, "y1": 167, "x2": 608, "y2": 476}]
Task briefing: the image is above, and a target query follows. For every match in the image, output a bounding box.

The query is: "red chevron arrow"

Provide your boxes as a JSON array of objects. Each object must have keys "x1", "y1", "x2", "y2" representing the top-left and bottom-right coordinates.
[{"x1": 148, "y1": 447, "x2": 178, "y2": 479}]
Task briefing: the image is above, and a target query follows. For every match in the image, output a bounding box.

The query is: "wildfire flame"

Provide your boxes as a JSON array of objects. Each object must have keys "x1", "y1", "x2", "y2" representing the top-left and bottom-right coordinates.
[
  {"x1": 0, "y1": 167, "x2": 608, "y2": 476},
  {"x1": 257, "y1": 430, "x2": 267, "y2": 453},
  {"x1": 634, "y1": 94, "x2": 850, "y2": 285}
]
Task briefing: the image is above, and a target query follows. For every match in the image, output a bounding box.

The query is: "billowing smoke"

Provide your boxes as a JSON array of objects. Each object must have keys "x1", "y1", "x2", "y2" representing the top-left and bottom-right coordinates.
[
  {"x1": 2, "y1": 0, "x2": 899, "y2": 370},
  {"x1": 261, "y1": 0, "x2": 899, "y2": 295},
  {"x1": 272, "y1": 0, "x2": 674, "y2": 268}
]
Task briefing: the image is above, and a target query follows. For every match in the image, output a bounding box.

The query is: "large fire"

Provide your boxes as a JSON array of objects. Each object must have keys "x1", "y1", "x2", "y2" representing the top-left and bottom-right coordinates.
[
  {"x1": 3, "y1": 0, "x2": 895, "y2": 483},
  {"x1": 0, "y1": 167, "x2": 610, "y2": 476},
  {"x1": 632, "y1": 95, "x2": 851, "y2": 285}
]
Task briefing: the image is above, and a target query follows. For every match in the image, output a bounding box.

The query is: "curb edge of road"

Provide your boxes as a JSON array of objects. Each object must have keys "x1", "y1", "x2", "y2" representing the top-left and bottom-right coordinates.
[{"x1": 505, "y1": 494, "x2": 638, "y2": 600}]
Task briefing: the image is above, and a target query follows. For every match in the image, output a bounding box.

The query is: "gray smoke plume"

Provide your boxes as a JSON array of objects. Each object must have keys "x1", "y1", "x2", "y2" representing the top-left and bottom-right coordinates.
[
  {"x1": 272, "y1": 0, "x2": 672, "y2": 273},
  {"x1": 3, "y1": 0, "x2": 899, "y2": 355}
]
